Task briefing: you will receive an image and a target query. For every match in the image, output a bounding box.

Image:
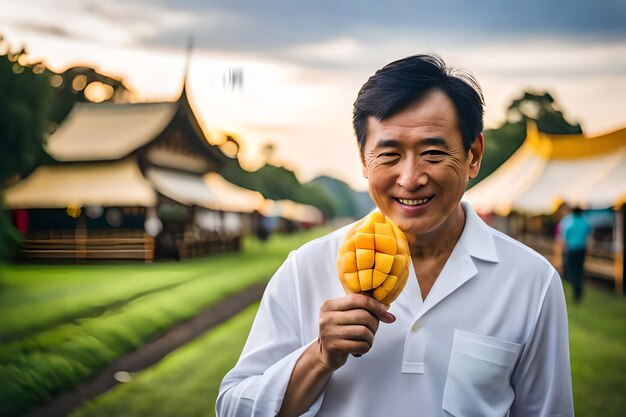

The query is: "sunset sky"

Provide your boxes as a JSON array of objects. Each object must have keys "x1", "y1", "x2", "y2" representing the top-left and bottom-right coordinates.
[{"x1": 2, "y1": 0, "x2": 625, "y2": 190}]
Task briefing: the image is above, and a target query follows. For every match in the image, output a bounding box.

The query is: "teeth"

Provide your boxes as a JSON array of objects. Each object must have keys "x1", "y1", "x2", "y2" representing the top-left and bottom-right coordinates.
[{"x1": 398, "y1": 197, "x2": 430, "y2": 206}]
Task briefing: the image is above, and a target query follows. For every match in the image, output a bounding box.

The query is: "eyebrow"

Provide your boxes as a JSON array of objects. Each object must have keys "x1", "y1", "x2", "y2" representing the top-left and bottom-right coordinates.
[
  {"x1": 374, "y1": 138, "x2": 401, "y2": 149},
  {"x1": 422, "y1": 137, "x2": 449, "y2": 149},
  {"x1": 374, "y1": 136, "x2": 449, "y2": 149}
]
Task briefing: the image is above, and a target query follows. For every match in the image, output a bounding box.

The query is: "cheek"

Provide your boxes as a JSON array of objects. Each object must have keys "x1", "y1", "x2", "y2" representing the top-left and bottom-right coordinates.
[
  {"x1": 366, "y1": 161, "x2": 395, "y2": 183},
  {"x1": 440, "y1": 158, "x2": 469, "y2": 180}
]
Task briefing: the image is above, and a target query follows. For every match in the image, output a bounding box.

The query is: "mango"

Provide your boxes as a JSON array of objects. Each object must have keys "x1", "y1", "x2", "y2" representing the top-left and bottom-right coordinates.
[{"x1": 337, "y1": 210, "x2": 410, "y2": 305}]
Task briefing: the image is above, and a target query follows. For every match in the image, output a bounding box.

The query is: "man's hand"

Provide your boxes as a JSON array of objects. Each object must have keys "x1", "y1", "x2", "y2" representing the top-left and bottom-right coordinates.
[
  {"x1": 317, "y1": 293, "x2": 396, "y2": 370},
  {"x1": 278, "y1": 294, "x2": 396, "y2": 416}
]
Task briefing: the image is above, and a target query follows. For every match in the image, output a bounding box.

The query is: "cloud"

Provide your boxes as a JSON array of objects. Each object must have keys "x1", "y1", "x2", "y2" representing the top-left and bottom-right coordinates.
[
  {"x1": 137, "y1": 0, "x2": 626, "y2": 52},
  {"x1": 1, "y1": 0, "x2": 196, "y2": 45},
  {"x1": 5, "y1": 0, "x2": 625, "y2": 69},
  {"x1": 7, "y1": 21, "x2": 73, "y2": 38}
]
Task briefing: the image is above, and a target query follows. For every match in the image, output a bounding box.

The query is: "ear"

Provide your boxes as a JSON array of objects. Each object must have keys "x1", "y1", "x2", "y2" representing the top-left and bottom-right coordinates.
[
  {"x1": 360, "y1": 150, "x2": 369, "y2": 178},
  {"x1": 361, "y1": 159, "x2": 368, "y2": 178},
  {"x1": 468, "y1": 133, "x2": 484, "y2": 179}
]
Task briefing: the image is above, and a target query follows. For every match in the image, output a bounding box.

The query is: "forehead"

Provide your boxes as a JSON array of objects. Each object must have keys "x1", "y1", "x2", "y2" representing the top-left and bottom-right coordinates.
[{"x1": 364, "y1": 89, "x2": 460, "y2": 148}]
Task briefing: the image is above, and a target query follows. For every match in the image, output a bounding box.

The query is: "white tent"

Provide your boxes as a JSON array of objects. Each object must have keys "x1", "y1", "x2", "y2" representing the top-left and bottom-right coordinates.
[
  {"x1": 465, "y1": 122, "x2": 626, "y2": 216},
  {"x1": 464, "y1": 122, "x2": 626, "y2": 294}
]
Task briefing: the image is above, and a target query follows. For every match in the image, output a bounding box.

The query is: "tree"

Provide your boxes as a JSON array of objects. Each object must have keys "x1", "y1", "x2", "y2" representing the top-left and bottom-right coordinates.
[
  {"x1": 48, "y1": 65, "x2": 130, "y2": 129},
  {"x1": 468, "y1": 90, "x2": 582, "y2": 188},
  {"x1": 0, "y1": 38, "x2": 52, "y2": 262},
  {"x1": 506, "y1": 91, "x2": 582, "y2": 135}
]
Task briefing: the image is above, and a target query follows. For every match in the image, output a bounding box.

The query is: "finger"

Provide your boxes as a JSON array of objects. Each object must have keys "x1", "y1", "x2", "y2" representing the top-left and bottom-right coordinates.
[
  {"x1": 323, "y1": 324, "x2": 376, "y2": 344},
  {"x1": 345, "y1": 294, "x2": 395, "y2": 324},
  {"x1": 322, "y1": 293, "x2": 386, "y2": 316},
  {"x1": 324, "y1": 309, "x2": 380, "y2": 335},
  {"x1": 325, "y1": 338, "x2": 372, "y2": 356},
  {"x1": 321, "y1": 294, "x2": 395, "y2": 325}
]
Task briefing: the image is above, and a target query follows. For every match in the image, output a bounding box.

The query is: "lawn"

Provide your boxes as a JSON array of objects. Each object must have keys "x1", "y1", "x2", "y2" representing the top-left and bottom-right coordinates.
[
  {"x1": 0, "y1": 228, "x2": 330, "y2": 417},
  {"x1": 70, "y1": 303, "x2": 260, "y2": 417},
  {"x1": 564, "y1": 281, "x2": 626, "y2": 416},
  {"x1": 70, "y1": 280, "x2": 626, "y2": 417}
]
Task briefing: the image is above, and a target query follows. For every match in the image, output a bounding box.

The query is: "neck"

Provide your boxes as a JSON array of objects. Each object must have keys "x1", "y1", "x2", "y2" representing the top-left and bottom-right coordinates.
[{"x1": 407, "y1": 205, "x2": 466, "y2": 260}]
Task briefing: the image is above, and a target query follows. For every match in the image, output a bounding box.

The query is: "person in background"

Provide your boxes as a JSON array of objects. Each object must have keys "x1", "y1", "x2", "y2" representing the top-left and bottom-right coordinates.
[{"x1": 558, "y1": 206, "x2": 592, "y2": 303}]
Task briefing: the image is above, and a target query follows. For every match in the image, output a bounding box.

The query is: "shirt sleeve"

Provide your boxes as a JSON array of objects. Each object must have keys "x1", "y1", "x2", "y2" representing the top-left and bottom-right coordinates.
[
  {"x1": 216, "y1": 251, "x2": 326, "y2": 417},
  {"x1": 510, "y1": 269, "x2": 574, "y2": 417}
]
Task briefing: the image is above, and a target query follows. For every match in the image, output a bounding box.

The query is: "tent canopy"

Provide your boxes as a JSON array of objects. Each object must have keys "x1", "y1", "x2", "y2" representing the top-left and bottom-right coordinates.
[{"x1": 465, "y1": 122, "x2": 626, "y2": 215}]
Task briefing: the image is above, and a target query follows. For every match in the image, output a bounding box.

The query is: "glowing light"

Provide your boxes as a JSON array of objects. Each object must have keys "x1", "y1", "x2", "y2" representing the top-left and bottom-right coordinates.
[
  {"x1": 49, "y1": 74, "x2": 63, "y2": 88},
  {"x1": 72, "y1": 74, "x2": 88, "y2": 91},
  {"x1": 220, "y1": 139, "x2": 239, "y2": 158},
  {"x1": 85, "y1": 205, "x2": 104, "y2": 219},
  {"x1": 84, "y1": 81, "x2": 114, "y2": 103},
  {"x1": 66, "y1": 205, "x2": 81, "y2": 218},
  {"x1": 105, "y1": 208, "x2": 123, "y2": 227},
  {"x1": 17, "y1": 53, "x2": 28, "y2": 66},
  {"x1": 11, "y1": 63, "x2": 24, "y2": 74},
  {"x1": 33, "y1": 63, "x2": 46, "y2": 74}
]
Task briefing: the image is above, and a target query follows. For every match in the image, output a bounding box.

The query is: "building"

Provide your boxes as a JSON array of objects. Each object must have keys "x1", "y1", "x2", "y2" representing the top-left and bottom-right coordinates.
[{"x1": 5, "y1": 87, "x2": 267, "y2": 261}]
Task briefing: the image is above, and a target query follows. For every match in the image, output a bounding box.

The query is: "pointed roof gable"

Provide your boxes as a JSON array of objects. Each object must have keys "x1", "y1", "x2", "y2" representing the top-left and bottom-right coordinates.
[{"x1": 47, "y1": 101, "x2": 178, "y2": 161}]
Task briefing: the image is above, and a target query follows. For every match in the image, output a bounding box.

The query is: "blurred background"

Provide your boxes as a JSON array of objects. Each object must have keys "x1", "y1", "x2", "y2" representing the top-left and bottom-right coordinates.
[{"x1": 0, "y1": 1, "x2": 625, "y2": 416}]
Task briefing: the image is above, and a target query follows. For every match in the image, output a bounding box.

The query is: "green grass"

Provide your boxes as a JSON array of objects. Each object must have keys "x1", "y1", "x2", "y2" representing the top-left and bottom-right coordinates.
[
  {"x1": 72, "y1": 281, "x2": 626, "y2": 417},
  {"x1": 70, "y1": 303, "x2": 259, "y2": 417},
  {"x1": 0, "y1": 228, "x2": 329, "y2": 417},
  {"x1": 564, "y1": 282, "x2": 626, "y2": 416},
  {"x1": 2, "y1": 229, "x2": 623, "y2": 417}
]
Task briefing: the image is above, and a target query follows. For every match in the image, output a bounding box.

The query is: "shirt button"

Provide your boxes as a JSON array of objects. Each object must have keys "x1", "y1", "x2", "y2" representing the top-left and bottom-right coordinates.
[{"x1": 411, "y1": 323, "x2": 420, "y2": 332}]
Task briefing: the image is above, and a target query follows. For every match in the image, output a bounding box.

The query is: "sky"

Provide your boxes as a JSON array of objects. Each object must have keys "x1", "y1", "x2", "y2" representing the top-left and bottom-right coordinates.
[{"x1": 1, "y1": 0, "x2": 626, "y2": 190}]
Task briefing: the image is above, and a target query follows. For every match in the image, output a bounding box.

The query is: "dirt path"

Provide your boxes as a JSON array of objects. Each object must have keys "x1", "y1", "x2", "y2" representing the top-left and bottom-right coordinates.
[{"x1": 27, "y1": 282, "x2": 267, "y2": 417}]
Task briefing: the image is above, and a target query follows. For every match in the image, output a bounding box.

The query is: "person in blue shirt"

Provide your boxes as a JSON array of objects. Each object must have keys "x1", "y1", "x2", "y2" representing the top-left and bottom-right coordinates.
[{"x1": 558, "y1": 206, "x2": 592, "y2": 303}]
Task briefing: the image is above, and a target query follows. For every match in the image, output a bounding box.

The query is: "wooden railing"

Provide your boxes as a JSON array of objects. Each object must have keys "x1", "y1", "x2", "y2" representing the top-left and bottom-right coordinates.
[
  {"x1": 517, "y1": 234, "x2": 622, "y2": 294},
  {"x1": 19, "y1": 230, "x2": 154, "y2": 262}
]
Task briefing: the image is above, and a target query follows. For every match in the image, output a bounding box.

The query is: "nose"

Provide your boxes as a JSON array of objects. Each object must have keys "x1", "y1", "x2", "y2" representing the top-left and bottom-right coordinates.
[{"x1": 396, "y1": 158, "x2": 428, "y2": 190}]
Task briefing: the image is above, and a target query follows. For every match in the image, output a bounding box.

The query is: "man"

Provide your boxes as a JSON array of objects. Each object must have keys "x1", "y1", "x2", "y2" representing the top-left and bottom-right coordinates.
[
  {"x1": 558, "y1": 206, "x2": 591, "y2": 303},
  {"x1": 217, "y1": 54, "x2": 573, "y2": 416}
]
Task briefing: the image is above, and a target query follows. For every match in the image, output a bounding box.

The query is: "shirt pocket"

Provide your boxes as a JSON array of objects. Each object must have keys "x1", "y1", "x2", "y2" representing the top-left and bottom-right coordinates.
[{"x1": 442, "y1": 330, "x2": 521, "y2": 417}]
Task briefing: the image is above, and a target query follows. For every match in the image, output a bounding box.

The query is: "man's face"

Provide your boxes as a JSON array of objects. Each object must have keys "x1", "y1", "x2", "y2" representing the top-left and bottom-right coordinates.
[{"x1": 361, "y1": 89, "x2": 483, "y2": 241}]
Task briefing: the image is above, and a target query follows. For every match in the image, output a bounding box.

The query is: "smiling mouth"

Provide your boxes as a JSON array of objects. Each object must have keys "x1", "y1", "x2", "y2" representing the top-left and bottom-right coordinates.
[{"x1": 396, "y1": 196, "x2": 433, "y2": 206}]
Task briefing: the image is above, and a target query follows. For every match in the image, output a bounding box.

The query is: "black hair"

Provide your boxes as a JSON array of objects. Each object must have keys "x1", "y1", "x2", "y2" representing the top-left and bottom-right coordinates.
[{"x1": 353, "y1": 54, "x2": 484, "y2": 154}]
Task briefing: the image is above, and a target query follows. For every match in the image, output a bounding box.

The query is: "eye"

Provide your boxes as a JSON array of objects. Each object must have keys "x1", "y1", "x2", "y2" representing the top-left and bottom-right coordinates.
[
  {"x1": 422, "y1": 150, "x2": 447, "y2": 162},
  {"x1": 377, "y1": 152, "x2": 400, "y2": 162}
]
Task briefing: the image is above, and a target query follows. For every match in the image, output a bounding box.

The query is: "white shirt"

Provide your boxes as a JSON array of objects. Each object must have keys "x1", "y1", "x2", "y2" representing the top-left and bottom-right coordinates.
[{"x1": 217, "y1": 202, "x2": 574, "y2": 416}]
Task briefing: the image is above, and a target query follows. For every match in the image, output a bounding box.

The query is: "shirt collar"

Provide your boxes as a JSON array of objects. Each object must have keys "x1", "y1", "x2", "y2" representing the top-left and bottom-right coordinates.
[
  {"x1": 398, "y1": 201, "x2": 499, "y2": 317},
  {"x1": 458, "y1": 200, "x2": 499, "y2": 263}
]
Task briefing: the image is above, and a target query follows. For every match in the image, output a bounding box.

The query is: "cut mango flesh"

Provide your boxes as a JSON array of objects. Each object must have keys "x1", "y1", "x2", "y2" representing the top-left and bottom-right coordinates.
[{"x1": 337, "y1": 210, "x2": 410, "y2": 305}]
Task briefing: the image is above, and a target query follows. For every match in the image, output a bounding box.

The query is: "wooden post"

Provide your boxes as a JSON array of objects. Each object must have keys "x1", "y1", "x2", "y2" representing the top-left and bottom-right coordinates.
[
  {"x1": 615, "y1": 206, "x2": 625, "y2": 295},
  {"x1": 74, "y1": 214, "x2": 87, "y2": 262}
]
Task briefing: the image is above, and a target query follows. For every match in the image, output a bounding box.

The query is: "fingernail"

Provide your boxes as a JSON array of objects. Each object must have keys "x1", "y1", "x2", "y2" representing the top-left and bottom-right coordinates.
[{"x1": 386, "y1": 312, "x2": 396, "y2": 322}]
